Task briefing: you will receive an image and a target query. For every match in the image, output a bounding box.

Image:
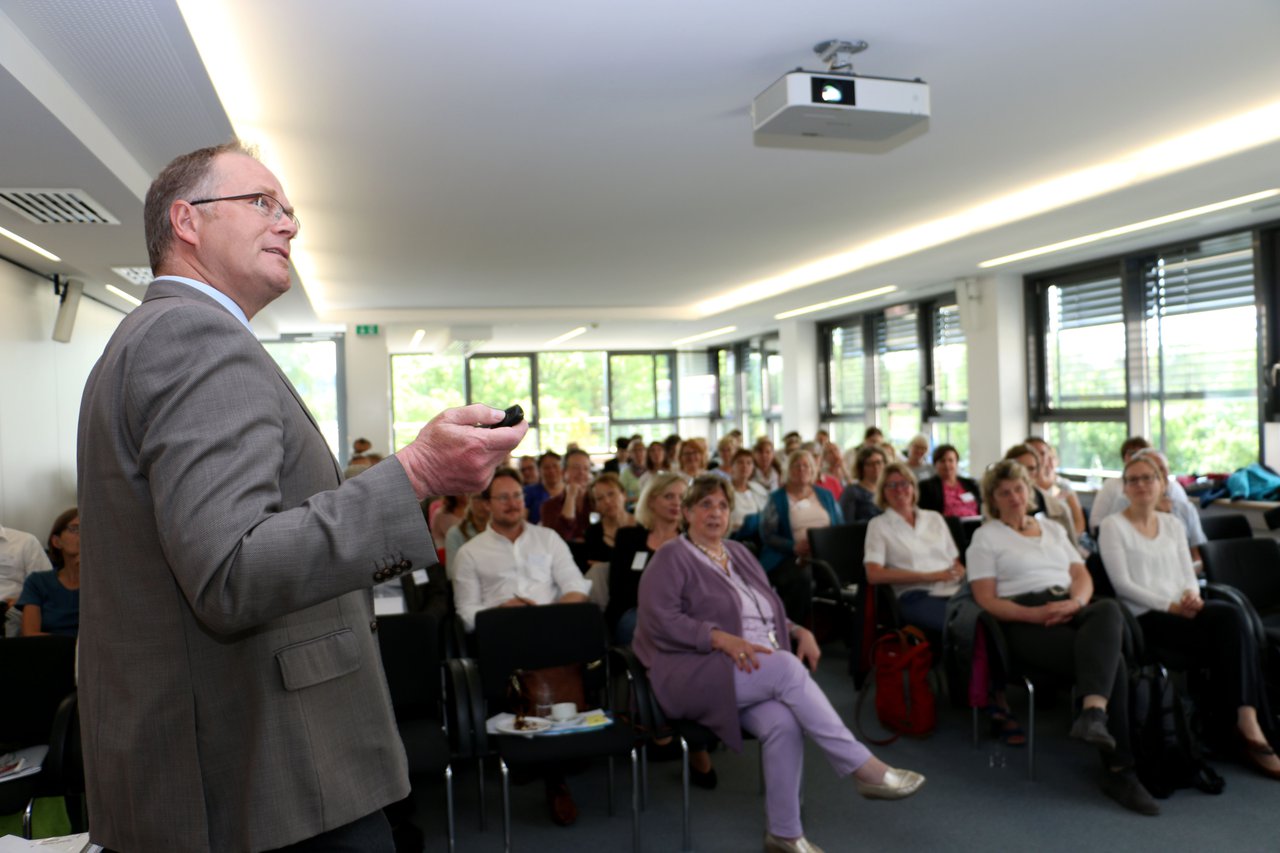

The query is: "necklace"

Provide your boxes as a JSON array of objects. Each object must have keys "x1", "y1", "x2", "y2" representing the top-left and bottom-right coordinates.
[{"x1": 691, "y1": 538, "x2": 729, "y2": 569}]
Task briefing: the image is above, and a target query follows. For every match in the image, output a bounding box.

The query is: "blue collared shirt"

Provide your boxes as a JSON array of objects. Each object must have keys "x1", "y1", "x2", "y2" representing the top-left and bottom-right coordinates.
[{"x1": 153, "y1": 275, "x2": 253, "y2": 332}]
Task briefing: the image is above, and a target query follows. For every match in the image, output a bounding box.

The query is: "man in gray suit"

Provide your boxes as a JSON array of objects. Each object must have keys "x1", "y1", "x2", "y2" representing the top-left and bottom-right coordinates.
[{"x1": 77, "y1": 141, "x2": 526, "y2": 852}]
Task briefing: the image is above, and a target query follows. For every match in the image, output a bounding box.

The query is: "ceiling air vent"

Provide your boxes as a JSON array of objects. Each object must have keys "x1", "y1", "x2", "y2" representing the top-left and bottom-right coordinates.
[{"x1": 0, "y1": 189, "x2": 120, "y2": 224}]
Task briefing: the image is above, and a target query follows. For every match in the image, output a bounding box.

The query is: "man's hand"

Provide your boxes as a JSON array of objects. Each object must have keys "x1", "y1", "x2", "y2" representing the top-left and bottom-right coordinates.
[{"x1": 396, "y1": 404, "x2": 529, "y2": 499}]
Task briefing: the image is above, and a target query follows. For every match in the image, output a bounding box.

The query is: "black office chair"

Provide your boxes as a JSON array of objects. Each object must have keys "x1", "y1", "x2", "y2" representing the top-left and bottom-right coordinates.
[
  {"x1": 1199, "y1": 512, "x2": 1254, "y2": 541},
  {"x1": 472, "y1": 603, "x2": 641, "y2": 853},
  {"x1": 0, "y1": 636, "x2": 77, "y2": 837},
  {"x1": 1199, "y1": 538, "x2": 1280, "y2": 655},
  {"x1": 377, "y1": 611, "x2": 476, "y2": 852}
]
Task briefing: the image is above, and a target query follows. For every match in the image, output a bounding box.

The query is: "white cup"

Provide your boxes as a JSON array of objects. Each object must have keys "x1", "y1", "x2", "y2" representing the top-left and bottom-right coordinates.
[{"x1": 550, "y1": 702, "x2": 578, "y2": 722}]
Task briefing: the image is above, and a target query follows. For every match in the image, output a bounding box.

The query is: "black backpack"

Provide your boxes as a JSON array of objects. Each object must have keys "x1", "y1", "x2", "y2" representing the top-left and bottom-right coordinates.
[{"x1": 1130, "y1": 665, "x2": 1224, "y2": 798}]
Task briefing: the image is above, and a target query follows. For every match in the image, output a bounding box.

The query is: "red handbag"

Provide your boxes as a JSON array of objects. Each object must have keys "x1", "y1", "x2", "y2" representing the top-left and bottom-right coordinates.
[{"x1": 854, "y1": 627, "x2": 936, "y2": 744}]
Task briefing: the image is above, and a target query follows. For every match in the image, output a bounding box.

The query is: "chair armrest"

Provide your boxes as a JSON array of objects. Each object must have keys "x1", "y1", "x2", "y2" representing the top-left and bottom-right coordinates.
[
  {"x1": 810, "y1": 558, "x2": 857, "y2": 605},
  {"x1": 454, "y1": 658, "x2": 488, "y2": 756},
  {"x1": 443, "y1": 659, "x2": 475, "y2": 758},
  {"x1": 609, "y1": 644, "x2": 663, "y2": 732}
]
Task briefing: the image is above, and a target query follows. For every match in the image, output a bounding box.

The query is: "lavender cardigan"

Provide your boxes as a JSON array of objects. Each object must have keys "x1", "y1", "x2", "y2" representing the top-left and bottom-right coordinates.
[{"x1": 632, "y1": 536, "x2": 792, "y2": 751}]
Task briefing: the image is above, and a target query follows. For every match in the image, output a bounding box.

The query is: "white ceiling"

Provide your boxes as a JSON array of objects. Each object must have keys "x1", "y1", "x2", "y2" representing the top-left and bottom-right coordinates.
[{"x1": 1, "y1": 0, "x2": 1279, "y2": 350}]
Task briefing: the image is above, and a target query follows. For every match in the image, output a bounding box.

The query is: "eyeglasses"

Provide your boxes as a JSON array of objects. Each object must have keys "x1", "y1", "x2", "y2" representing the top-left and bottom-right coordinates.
[
  {"x1": 487, "y1": 492, "x2": 525, "y2": 504},
  {"x1": 63, "y1": 524, "x2": 80, "y2": 534},
  {"x1": 1123, "y1": 474, "x2": 1158, "y2": 486},
  {"x1": 884, "y1": 481, "x2": 913, "y2": 492},
  {"x1": 188, "y1": 192, "x2": 300, "y2": 232}
]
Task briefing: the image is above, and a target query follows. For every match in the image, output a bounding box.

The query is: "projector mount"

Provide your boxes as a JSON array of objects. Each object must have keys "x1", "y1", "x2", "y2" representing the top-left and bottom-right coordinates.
[{"x1": 813, "y1": 39, "x2": 868, "y2": 74}]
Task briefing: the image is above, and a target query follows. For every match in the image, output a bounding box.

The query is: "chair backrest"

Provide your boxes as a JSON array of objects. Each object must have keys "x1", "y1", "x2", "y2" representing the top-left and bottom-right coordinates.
[
  {"x1": 1086, "y1": 551, "x2": 1117, "y2": 599},
  {"x1": 0, "y1": 635, "x2": 77, "y2": 749},
  {"x1": 1199, "y1": 537, "x2": 1280, "y2": 612},
  {"x1": 1199, "y1": 512, "x2": 1254, "y2": 541},
  {"x1": 43, "y1": 690, "x2": 84, "y2": 794},
  {"x1": 377, "y1": 612, "x2": 445, "y2": 720},
  {"x1": 808, "y1": 521, "x2": 870, "y2": 587},
  {"x1": 473, "y1": 603, "x2": 609, "y2": 705}
]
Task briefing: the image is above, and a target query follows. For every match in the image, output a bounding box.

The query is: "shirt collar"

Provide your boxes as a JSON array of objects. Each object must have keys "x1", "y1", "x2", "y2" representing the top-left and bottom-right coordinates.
[{"x1": 155, "y1": 275, "x2": 253, "y2": 332}]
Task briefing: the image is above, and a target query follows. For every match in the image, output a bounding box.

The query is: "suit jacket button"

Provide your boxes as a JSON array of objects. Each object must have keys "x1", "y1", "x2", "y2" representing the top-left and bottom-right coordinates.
[
  {"x1": 370, "y1": 619, "x2": 378, "y2": 632},
  {"x1": 399, "y1": 559, "x2": 412, "y2": 570}
]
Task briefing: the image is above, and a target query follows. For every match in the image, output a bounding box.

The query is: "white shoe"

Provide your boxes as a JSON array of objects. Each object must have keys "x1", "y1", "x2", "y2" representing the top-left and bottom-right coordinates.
[
  {"x1": 764, "y1": 832, "x2": 826, "y2": 853},
  {"x1": 855, "y1": 766, "x2": 925, "y2": 800}
]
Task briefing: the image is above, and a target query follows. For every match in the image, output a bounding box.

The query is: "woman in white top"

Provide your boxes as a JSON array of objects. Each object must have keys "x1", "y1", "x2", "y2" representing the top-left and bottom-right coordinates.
[
  {"x1": 1100, "y1": 455, "x2": 1279, "y2": 780},
  {"x1": 1088, "y1": 439, "x2": 1205, "y2": 566},
  {"x1": 966, "y1": 459, "x2": 1158, "y2": 814},
  {"x1": 729, "y1": 448, "x2": 769, "y2": 533},
  {"x1": 863, "y1": 462, "x2": 964, "y2": 634}
]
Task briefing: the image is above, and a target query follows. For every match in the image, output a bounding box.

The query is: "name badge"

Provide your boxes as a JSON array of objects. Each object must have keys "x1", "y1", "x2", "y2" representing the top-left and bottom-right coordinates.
[
  {"x1": 632, "y1": 551, "x2": 649, "y2": 571},
  {"x1": 959, "y1": 492, "x2": 976, "y2": 503},
  {"x1": 412, "y1": 569, "x2": 429, "y2": 585}
]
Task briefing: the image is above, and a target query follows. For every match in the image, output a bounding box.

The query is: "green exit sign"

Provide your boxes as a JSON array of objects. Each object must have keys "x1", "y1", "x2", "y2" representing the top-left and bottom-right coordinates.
[{"x1": 355, "y1": 324, "x2": 380, "y2": 336}]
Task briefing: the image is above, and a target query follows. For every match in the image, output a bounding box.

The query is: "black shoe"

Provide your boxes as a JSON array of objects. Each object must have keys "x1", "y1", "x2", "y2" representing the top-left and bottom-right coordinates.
[
  {"x1": 546, "y1": 780, "x2": 579, "y2": 826},
  {"x1": 690, "y1": 765, "x2": 718, "y2": 790},
  {"x1": 1070, "y1": 707, "x2": 1117, "y2": 751},
  {"x1": 1101, "y1": 769, "x2": 1160, "y2": 816},
  {"x1": 647, "y1": 738, "x2": 684, "y2": 762}
]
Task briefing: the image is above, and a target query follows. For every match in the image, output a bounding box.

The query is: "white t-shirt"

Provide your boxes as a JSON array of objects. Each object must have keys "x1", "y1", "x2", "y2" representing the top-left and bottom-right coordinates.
[
  {"x1": 1089, "y1": 475, "x2": 1197, "y2": 540},
  {"x1": 965, "y1": 516, "x2": 1079, "y2": 598},
  {"x1": 0, "y1": 525, "x2": 51, "y2": 601},
  {"x1": 451, "y1": 523, "x2": 591, "y2": 631},
  {"x1": 1098, "y1": 512, "x2": 1197, "y2": 617},
  {"x1": 863, "y1": 508, "x2": 960, "y2": 598},
  {"x1": 730, "y1": 481, "x2": 768, "y2": 531}
]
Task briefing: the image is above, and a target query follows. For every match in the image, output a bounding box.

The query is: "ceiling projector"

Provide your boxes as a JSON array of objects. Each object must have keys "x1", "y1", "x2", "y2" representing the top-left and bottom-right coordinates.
[{"x1": 752, "y1": 40, "x2": 929, "y2": 143}]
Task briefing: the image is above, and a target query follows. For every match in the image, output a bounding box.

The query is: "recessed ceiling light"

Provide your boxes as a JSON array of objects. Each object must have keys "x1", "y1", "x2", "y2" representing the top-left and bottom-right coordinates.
[
  {"x1": 673, "y1": 325, "x2": 738, "y2": 346},
  {"x1": 409, "y1": 328, "x2": 426, "y2": 348},
  {"x1": 0, "y1": 225, "x2": 59, "y2": 262},
  {"x1": 105, "y1": 284, "x2": 142, "y2": 306},
  {"x1": 775, "y1": 285, "x2": 897, "y2": 320},
  {"x1": 544, "y1": 326, "x2": 589, "y2": 346},
  {"x1": 978, "y1": 189, "x2": 1280, "y2": 268}
]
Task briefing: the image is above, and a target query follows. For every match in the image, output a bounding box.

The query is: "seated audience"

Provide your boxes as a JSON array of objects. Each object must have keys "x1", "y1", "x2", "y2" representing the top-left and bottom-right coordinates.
[
  {"x1": 518, "y1": 454, "x2": 539, "y2": 486},
  {"x1": 1, "y1": 518, "x2": 52, "y2": 637},
  {"x1": 619, "y1": 438, "x2": 648, "y2": 501},
  {"x1": 917, "y1": 444, "x2": 981, "y2": 517},
  {"x1": 752, "y1": 437, "x2": 782, "y2": 491},
  {"x1": 782, "y1": 431, "x2": 803, "y2": 455},
  {"x1": 1005, "y1": 443, "x2": 1082, "y2": 552},
  {"x1": 904, "y1": 435, "x2": 934, "y2": 482},
  {"x1": 677, "y1": 438, "x2": 710, "y2": 484},
  {"x1": 1099, "y1": 454, "x2": 1278, "y2": 779},
  {"x1": 603, "y1": 436, "x2": 630, "y2": 474},
  {"x1": 540, "y1": 448, "x2": 592, "y2": 543},
  {"x1": 863, "y1": 465, "x2": 963, "y2": 635},
  {"x1": 815, "y1": 440, "x2": 848, "y2": 501},
  {"x1": 839, "y1": 445, "x2": 888, "y2": 522},
  {"x1": 523, "y1": 450, "x2": 564, "y2": 524},
  {"x1": 1088, "y1": 436, "x2": 1195, "y2": 536},
  {"x1": 452, "y1": 467, "x2": 590, "y2": 633},
  {"x1": 430, "y1": 494, "x2": 465, "y2": 543},
  {"x1": 966, "y1": 459, "x2": 1158, "y2": 815},
  {"x1": 1024, "y1": 437, "x2": 1087, "y2": 539},
  {"x1": 444, "y1": 493, "x2": 490, "y2": 575},
  {"x1": 634, "y1": 475, "x2": 924, "y2": 853},
  {"x1": 729, "y1": 449, "x2": 769, "y2": 534},
  {"x1": 712, "y1": 433, "x2": 740, "y2": 471},
  {"x1": 607, "y1": 472, "x2": 685, "y2": 644},
  {"x1": 761, "y1": 450, "x2": 843, "y2": 628},
  {"x1": 583, "y1": 473, "x2": 633, "y2": 566},
  {"x1": 18, "y1": 508, "x2": 81, "y2": 637},
  {"x1": 347, "y1": 436, "x2": 371, "y2": 465},
  {"x1": 1097, "y1": 447, "x2": 1206, "y2": 569}
]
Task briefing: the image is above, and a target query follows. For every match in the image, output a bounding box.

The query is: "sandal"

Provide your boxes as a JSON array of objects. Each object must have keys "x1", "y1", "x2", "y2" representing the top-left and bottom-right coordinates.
[{"x1": 984, "y1": 705, "x2": 1027, "y2": 747}]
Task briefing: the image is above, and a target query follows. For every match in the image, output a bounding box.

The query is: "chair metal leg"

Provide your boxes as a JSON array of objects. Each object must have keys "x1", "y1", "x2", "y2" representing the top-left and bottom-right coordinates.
[
  {"x1": 1024, "y1": 676, "x2": 1036, "y2": 781},
  {"x1": 680, "y1": 736, "x2": 692, "y2": 852},
  {"x1": 22, "y1": 798, "x2": 33, "y2": 839},
  {"x1": 499, "y1": 757, "x2": 511, "y2": 853},
  {"x1": 630, "y1": 747, "x2": 641, "y2": 853},
  {"x1": 639, "y1": 743, "x2": 649, "y2": 810},
  {"x1": 607, "y1": 754, "x2": 616, "y2": 816},
  {"x1": 972, "y1": 705, "x2": 980, "y2": 748},
  {"x1": 445, "y1": 764, "x2": 456, "y2": 853}
]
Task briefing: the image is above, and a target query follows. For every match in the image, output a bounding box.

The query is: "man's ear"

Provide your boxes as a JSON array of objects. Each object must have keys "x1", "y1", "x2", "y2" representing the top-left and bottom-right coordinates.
[{"x1": 170, "y1": 199, "x2": 200, "y2": 248}]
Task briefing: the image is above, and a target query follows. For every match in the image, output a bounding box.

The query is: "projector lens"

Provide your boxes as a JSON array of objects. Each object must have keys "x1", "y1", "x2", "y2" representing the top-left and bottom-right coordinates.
[{"x1": 810, "y1": 76, "x2": 855, "y2": 106}]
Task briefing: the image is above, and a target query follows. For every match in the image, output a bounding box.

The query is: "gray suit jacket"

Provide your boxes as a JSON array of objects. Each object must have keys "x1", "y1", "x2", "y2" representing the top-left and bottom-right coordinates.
[{"x1": 77, "y1": 280, "x2": 434, "y2": 852}]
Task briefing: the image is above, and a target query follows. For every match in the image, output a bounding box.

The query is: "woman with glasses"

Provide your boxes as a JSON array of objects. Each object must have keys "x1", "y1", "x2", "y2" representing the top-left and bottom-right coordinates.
[
  {"x1": 966, "y1": 460, "x2": 1158, "y2": 814},
  {"x1": 18, "y1": 507, "x2": 81, "y2": 637},
  {"x1": 1005, "y1": 443, "x2": 1081, "y2": 551},
  {"x1": 863, "y1": 463, "x2": 964, "y2": 635},
  {"x1": 1099, "y1": 455, "x2": 1279, "y2": 780},
  {"x1": 635, "y1": 475, "x2": 924, "y2": 853},
  {"x1": 838, "y1": 445, "x2": 887, "y2": 523}
]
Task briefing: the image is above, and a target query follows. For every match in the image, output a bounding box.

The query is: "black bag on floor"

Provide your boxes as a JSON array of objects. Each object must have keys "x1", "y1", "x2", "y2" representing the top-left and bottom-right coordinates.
[{"x1": 1130, "y1": 665, "x2": 1224, "y2": 798}]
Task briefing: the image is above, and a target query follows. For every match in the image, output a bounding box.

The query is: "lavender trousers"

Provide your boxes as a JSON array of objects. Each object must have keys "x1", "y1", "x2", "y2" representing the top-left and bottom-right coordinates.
[{"x1": 735, "y1": 651, "x2": 873, "y2": 838}]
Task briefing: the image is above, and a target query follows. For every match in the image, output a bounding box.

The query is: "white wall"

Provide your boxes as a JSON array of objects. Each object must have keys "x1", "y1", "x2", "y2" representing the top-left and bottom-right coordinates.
[
  {"x1": 778, "y1": 318, "x2": 820, "y2": 440},
  {"x1": 0, "y1": 264, "x2": 122, "y2": 538}
]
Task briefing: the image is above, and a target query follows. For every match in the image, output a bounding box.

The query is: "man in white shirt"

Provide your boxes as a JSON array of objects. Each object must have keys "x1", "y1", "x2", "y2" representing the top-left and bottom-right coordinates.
[
  {"x1": 452, "y1": 467, "x2": 591, "y2": 633},
  {"x1": 1, "y1": 523, "x2": 53, "y2": 636}
]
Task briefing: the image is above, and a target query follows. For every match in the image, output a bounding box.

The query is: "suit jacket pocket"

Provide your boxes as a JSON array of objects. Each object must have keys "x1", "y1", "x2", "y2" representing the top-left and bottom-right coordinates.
[{"x1": 275, "y1": 628, "x2": 362, "y2": 690}]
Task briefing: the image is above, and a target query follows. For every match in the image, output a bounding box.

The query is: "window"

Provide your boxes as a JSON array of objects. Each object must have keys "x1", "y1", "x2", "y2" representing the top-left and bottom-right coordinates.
[
  {"x1": 538, "y1": 351, "x2": 606, "y2": 452},
  {"x1": 712, "y1": 338, "x2": 782, "y2": 443},
  {"x1": 1028, "y1": 228, "x2": 1266, "y2": 474},
  {"x1": 390, "y1": 353, "x2": 465, "y2": 451},
  {"x1": 469, "y1": 355, "x2": 538, "y2": 455},
  {"x1": 263, "y1": 335, "x2": 344, "y2": 458},
  {"x1": 873, "y1": 308, "x2": 922, "y2": 447}
]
